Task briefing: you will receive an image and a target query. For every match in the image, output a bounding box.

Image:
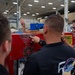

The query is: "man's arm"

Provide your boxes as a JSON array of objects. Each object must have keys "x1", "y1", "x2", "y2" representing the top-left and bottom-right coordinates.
[
  {"x1": 0, "y1": 65, "x2": 9, "y2": 75},
  {"x1": 30, "y1": 35, "x2": 74, "y2": 48},
  {"x1": 30, "y1": 36, "x2": 46, "y2": 46},
  {"x1": 38, "y1": 39, "x2": 46, "y2": 46}
]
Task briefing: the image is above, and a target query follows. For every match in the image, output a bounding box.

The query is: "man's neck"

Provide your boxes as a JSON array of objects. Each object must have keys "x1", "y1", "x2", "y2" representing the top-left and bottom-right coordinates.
[
  {"x1": 45, "y1": 34, "x2": 61, "y2": 44},
  {"x1": 0, "y1": 55, "x2": 5, "y2": 66}
]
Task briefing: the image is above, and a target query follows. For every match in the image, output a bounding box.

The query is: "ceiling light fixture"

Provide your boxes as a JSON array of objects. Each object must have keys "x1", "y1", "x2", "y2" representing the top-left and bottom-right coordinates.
[
  {"x1": 13, "y1": 2, "x2": 17, "y2": 5},
  {"x1": 60, "y1": 4, "x2": 64, "y2": 7},
  {"x1": 68, "y1": 11, "x2": 70, "y2": 13},
  {"x1": 34, "y1": 0, "x2": 39, "y2": 2},
  {"x1": 32, "y1": 14, "x2": 35, "y2": 16},
  {"x1": 37, "y1": 17, "x2": 42, "y2": 20},
  {"x1": 53, "y1": 7, "x2": 56, "y2": 10},
  {"x1": 23, "y1": 13, "x2": 27, "y2": 15},
  {"x1": 41, "y1": 6, "x2": 45, "y2": 8},
  {"x1": 71, "y1": 0, "x2": 75, "y2": 3},
  {"x1": 27, "y1": 12, "x2": 30, "y2": 14},
  {"x1": 45, "y1": 16, "x2": 48, "y2": 18},
  {"x1": 48, "y1": 2, "x2": 53, "y2": 5},
  {"x1": 5, "y1": 10, "x2": 9, "y2": 13},
  {"x1": 36, "y1": 13, "x2": 39, "y2": 15},
  {"x1": 3, "y1": 12, "x2": 7, "y2": 14},
  {"x1": 28, "y1": 4, "x2": 33, "y2": 7},
  {"x1": 14, "y1": 13, "x2": 17, "y2": 15}
]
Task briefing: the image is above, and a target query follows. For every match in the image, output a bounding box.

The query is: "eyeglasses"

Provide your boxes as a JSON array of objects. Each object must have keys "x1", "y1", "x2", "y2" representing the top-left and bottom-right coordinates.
[{"x1": 70, "y1": 27, "x2": 75, "y2": 30}]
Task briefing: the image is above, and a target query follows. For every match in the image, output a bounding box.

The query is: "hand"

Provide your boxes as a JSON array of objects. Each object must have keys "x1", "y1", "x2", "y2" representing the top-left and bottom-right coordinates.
[{"x1": 30, "y1": 36, "x2": 40, "y2": 43}]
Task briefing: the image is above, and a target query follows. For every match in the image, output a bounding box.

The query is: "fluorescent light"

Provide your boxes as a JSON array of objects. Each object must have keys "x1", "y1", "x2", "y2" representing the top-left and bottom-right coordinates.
[
  {"x1": 36, "y1": 13, "x2": 39, "y2": 15},
  {"x1": 60, "y1": 4, "x2": 64, "y2": 7},
  {"x1": 68, "y1": 11, "x2": 70, "y2": 13},
  {"x1": 45, "y1": 16, "x2": 48, "y2": 18},
  {"x1": 13, "y1": 2, "x2": 17, "y2": 5},
  {"x1": 41, "y1": 6, "x2": 45, "y2": 8},
  {"x1": 71, "y1": 0, "x2": 75, "y2": 3},
  {"x1": 27, "y1": 12, "x2": 30, "y2": 14},
  {"x1": 48, "y1": 2, "x2": 53, "y2": 5},
  {"x1": 5, "y1": 10, "x2": 9, "y2": 12},
  {"x1": 34, "y1": 0, "x2": 39, "y2": 2},
  {"x1": 32, "y1": 14, "x2": 35, "y2": 16},
  {"x1": 14, "y1": 13, "x2": 17, "y2": 15},
  {"x1": 23, "y1": 13, "x2": 27, "y2": 15},
  {"x1": 53, "y1": 7, "x2": 56, "y2": 10},
  {"x1": 3, "y1": 12, "x2": 7, "y2": 14},
  {"x1": 37, "y1": 17, "x2": 42, "y2": 20},
  {"x1": 28, "y1": 4, "x2": 33, "y2": 7}
]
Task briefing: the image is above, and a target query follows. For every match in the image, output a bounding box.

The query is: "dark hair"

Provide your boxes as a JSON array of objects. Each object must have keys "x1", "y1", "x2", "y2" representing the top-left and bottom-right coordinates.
[
  {"x1": 45, "y1": 14, "x2": 64, "y2": 33},
  {"x1": 0, "y1": 13, "x2": 11, "y2": 45},
  {"x1": 72, "y1": 19, "x2": 75, "y2": 23}
]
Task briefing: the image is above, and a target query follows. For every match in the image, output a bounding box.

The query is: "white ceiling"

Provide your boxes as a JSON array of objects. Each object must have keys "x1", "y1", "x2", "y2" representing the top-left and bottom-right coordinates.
[{"x1": 0, "y1": 0, "x2": 75, "y2": 18}]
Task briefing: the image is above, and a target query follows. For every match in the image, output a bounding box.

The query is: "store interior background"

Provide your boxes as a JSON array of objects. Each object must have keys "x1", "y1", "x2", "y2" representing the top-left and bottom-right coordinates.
[{"x1": 0, "y1": 0, "x2": 75, "y2": 31}]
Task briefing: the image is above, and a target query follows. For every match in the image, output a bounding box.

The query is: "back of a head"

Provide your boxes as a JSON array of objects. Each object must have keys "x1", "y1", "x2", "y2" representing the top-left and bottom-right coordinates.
[
  {"x1": 0, "y1": 13, "x2": 11, "y2": 46},
  {"x1": 45, "y1": 14, "x2": 64, "y2": 33}
]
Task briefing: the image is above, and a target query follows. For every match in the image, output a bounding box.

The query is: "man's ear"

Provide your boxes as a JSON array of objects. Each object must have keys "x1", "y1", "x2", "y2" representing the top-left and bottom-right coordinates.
[
  {"x1": 43, "y1": 25, "x2": 47, "y2": 34},
  {"x1": 3, "y1": 40, "x2": 9, "y2": 52}
]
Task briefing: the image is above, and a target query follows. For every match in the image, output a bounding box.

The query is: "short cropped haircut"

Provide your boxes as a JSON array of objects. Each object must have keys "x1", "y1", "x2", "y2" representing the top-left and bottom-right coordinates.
[
  {"x1": 0, "y1": 13, "x2": 11, "y2": 45},
  {"x1": 45, "y1": 15, "x2": 64, "y2": 33}
]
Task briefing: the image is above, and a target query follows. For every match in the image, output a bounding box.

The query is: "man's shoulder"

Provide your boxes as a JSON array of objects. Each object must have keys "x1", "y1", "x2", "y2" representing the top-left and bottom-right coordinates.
[
  {"x1": 31, "y1": 49, "x2": 43, "y2": 57},
  {"x1": 29, "y1": 46, "x2": 47, "y2": 60},
  {"x1": 0, "y1": 64, "x2": 9, "y2": 75},
  {"x1": 62, "y1": 44, "x2": 75, "y2": 56},
  {"x1": 65, "y1": 45, "x2": 75, "y2": 51}
]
